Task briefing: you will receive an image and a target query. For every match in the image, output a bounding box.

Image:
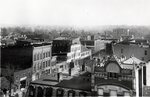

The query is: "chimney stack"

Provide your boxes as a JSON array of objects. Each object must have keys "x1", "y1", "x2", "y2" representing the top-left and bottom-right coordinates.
[{"x1": 57, "y1": 73, "x2": 60, "y2": 82}]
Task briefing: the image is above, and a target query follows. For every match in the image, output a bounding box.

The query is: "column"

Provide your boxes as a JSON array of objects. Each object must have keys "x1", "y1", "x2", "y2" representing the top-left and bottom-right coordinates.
[
  {"x1": 52, "y1": 87, "x2": 56, "y2": 97},
  {"x1": 34, "y1": 86, "x2": 38, "y2": 97},
  {"x1": 43, "y1": 88, "x2": 46, "y2": 97},
  {"x1": 135, "y1": 69, "x2": 139, "y2": 97}
]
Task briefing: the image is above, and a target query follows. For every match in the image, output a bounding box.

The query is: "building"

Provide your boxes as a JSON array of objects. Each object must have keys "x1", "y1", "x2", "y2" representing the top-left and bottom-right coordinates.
[
  {"x1": 112, "y1": 28, "x2": 130, "y2": 40},
  {"x1": 143, "y1": 61, "x2": 150, "y2": 96},
  {"x1": 52, "y1": 37, "x2": 92, "y2": 76},
  {"x1": 67, "y1": 44, "x2": 91, "y2": 64},
  {"x1": 52, "y1": 37, "x2": 72, "y2": 56},
  {"x1": 113, "y1": 41, "x2": 150, "y2": 62},
  {"x1": 122, "y1": 57, "x2": 146, "y2": 96},
  {"x1": 81, "y1": 39, "x2": 111, "y2": 54},
  {"x1": 91, "y1": 56, "x2": 135, "y2": 96},
  {"x1": 32, "y1": 44, "x2": 52, "y2": 81},
  {"x1": 13, "y1": 68, "x2": 32, "y2": 91},
  {"x1": 25, "y1": 72, "x2": 92, "y2": 97},
  {"x1": 1, "y1": 42, "x2": 52, "y2": 91}
]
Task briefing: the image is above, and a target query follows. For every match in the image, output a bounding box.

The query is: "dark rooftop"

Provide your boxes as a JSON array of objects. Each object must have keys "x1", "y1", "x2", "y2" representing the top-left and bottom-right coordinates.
[
  {"x1": 31, "y1": 72, "x2": 91, "y2": 91},
  {"x1": 95, "y1": 77, "x2": 133, "y2": 90}
]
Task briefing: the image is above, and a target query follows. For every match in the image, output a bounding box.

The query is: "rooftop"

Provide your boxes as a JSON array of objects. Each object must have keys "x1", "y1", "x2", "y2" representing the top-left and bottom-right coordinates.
[
  {"x1": 95, "y1": 77, "x2": 133, "y2": 90},
  {"x1": 123, "y1": 57, "x2": 144, "y2": 65},
  {"x1": 31, "y1": 72, "x2": 91, "y2": 91},
  {"x1": 54, "y1": 37, "x2": 69, "y2": 40}
]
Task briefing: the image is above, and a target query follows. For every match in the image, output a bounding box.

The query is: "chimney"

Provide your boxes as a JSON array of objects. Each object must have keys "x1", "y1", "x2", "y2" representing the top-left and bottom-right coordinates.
[{"x1": 57, "y1": 73, "x2": 60, "y2": 82}]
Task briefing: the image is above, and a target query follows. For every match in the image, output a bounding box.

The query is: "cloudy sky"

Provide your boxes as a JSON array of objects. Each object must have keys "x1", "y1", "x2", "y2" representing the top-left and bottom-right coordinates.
[{"x1": 0, "y1": 0, "x2": 150, "y2": 27}]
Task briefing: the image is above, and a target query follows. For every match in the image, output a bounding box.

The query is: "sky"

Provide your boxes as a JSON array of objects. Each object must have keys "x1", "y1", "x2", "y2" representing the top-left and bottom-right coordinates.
[{"x1": 0, "y1": 0, "x2": 150, "y2": 27}]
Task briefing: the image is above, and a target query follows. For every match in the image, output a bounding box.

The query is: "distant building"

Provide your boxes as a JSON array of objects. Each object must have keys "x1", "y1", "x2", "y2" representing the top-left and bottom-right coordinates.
[
  {"x1": 112, "y1": 28, "x2": 130, "y2": 39},
  {"x1": 113, "y1": 41, "x2": 150, "y2": 62},
  {"x1": 67, "y1": 44, "x2": 91, "y2": 64},
  {"x1": 52, "y1": 37, "x2": 72, "y2": 56},
  {"x1": 81, "y1": 39, "x2": 110, "y2": 54}
]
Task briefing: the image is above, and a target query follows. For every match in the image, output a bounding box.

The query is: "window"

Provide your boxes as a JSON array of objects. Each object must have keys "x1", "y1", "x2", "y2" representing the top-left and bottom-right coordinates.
[
  {"x1": 121, "y1": 48, "x2": 123, "y2": 53},
  {"x1": 40, "y1": 53, "x2": 42, "y2": 59},
  {"x1": 143, "y1": 66, "x2": 146, "y2": 85},
  {"x1": 33, "y1": 65, "x2": 36, "y2": 72},
  {"x1": 36, "y1": 54, "x2": 38, "y2": 60},
  {"x1": 49, "y1": 51, "x2": 51, "y2": 57},
  {"x1": 48, "y1": 60, "x2": 51, "y2": 66},
  {"x1": 46, "y1": 52, "x2": 48, "y2": 57},
  {"x1": 37, "y1": 63, "x2": 39, "y2": 70},
  {"x1": 40, "y1": 62, "x2": 42, "y2": 69},
  {"x1": 108, "y1": 72, "x2": 118, "y2": 79},
  {"x1": 37, "y1": 87, "x2": 44, "y2": 97},
  {"x1": 43, "y1": 62, "x2": 45, "y2": 68},
  {"x1": 34, "y1": 54, "x2": 36, "y2": 61},
  {"x1": 45, "y1": 88, "x2": 53, "y2": 97},
  {"x1": 43, "y1": 53, "x2": 45, "y2": 58},
  {"x1": 29, "y1": 86, "x2": 35, "y2": 97},
  {"x1": 145, "y1": 50, "x2": 147, "y2": 55}
]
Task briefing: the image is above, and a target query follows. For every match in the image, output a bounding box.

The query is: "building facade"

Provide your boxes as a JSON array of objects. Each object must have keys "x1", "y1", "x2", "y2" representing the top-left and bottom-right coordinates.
[
  {"x1": 81, "y1": 39, "x2": 111, "y2": 54},
  {"x1": 91, "y1": 58, "x2": 135, "y2": 96},
  {"x1": 32, "y1": 44, "x2": 52, "y2": 81}
]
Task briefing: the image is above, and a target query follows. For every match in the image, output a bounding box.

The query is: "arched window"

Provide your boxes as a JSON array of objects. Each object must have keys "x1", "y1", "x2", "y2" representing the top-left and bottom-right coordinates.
[
  {"x1": 37, "y1": 87, "x2": 44, "y2": 97},
  {"x1": 28, "y1": 86, "x2": 35, "y2": 97},
  {"x1": 45, "y1": 87, "x2": 53, "y2": 97},
  {"x1": 106, "y1": 63, "x2": 120, "y2": 73}
]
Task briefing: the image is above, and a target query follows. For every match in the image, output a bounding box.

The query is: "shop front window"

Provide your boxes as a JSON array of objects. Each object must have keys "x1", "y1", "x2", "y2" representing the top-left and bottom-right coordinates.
[
  {"x1": 37, "y1": 87, "x2": 44, "y2": 97},
  {"x1": 28, "y1": 86, "x2": 35, "y2": 97},
  {"x1": 45, "y1": 87, "x2": 53, "y2": 97}
]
